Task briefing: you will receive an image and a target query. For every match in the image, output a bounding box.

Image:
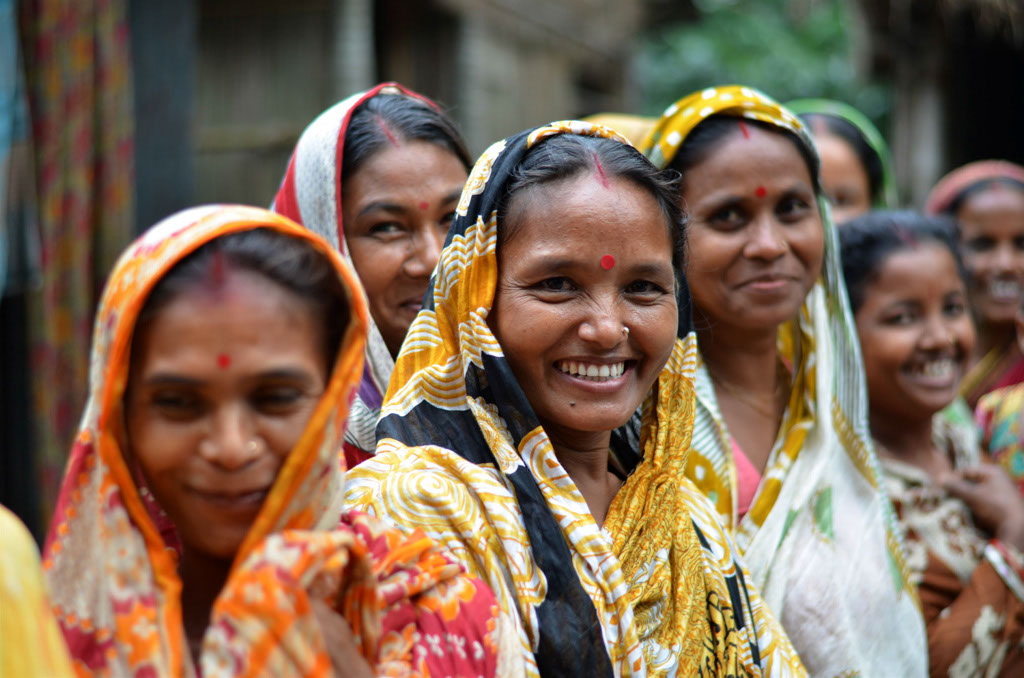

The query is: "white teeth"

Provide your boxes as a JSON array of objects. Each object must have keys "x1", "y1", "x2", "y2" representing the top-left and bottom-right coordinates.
[
  {"x1": 556, "y1": 361, "x2": 626, "y2": 382},
  {"x1": 990, "y1": 280, "x2": 1021, "y2": 301},
  {"x1": 911, "y1": 359, "x2": 955, "y2": 379}
]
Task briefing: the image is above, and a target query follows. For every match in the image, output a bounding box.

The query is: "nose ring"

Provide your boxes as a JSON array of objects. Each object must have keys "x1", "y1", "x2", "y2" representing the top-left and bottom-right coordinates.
[
  {"x1": 622, "y1": 326, "x2": 630, "y2": 337},
  {"x1": 247, "y1": 439, "x2": 261, "y2": 454}
]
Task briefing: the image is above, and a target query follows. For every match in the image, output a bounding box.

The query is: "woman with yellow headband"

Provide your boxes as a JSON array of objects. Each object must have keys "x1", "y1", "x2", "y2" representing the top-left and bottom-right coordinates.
[{"x1": 640, "y1": 86, "x2": 927, "y2": 676}]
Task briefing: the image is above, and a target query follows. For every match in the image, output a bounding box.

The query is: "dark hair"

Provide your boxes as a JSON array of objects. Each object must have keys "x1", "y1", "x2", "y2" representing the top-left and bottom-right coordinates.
[
  {"x1": 497, "y1": 134, "x2": 686, "y2": 273},
  {"x1": 341, "y1": 93, "x2": 472, "y2": 183},
  {"x1": 839, "y1": 210, "x2": 965, "y2": 313},
  {"x1": 135, "y1": 229, "x2": 349, "y2": 372},
  {"x1": 946, "y1": 177, "x2": 1024, "y2": 216},
  {"x1": 667, "y1": 115, "x2": 821, "y2": 198},
  {"x1": 800, "y1": 112, "x2": 884, "y2": 204}
]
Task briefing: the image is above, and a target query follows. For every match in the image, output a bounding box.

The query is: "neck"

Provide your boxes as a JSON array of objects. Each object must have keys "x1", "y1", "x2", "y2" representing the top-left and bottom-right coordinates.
[
  {"x1": 544, "y1": 425, "x2": 619, "y2": 526},
  {"x1": 973, "y1": 320, "x2": 1015, "y2": 359},
  {"x1": 871, "y1": 409, "x2": 934, "y2": 465},
  {"x1": 698, "y1": 323, "x2": 779, "y2": 391},
  {"x1": 180, "y1": 547, "x2": 233, "y2": 660}
]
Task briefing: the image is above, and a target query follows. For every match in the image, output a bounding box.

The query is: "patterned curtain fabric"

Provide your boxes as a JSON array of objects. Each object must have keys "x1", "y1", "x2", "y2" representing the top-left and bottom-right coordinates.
[{"x1": 19, "y1": 0, "x2": 135, "y2": 519}]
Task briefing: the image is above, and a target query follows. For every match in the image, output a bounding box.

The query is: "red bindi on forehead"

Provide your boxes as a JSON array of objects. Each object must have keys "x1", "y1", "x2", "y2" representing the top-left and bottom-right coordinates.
[
  {"x1": 216, "y1": 354, "x2": 231, "y2": 369},
  {"x1": 418, "y1": 200, "x2": 429, "y2": 210},
  {"x1": 592, "y1": 152, "x2": 610, "y2": 189},
  {"x1": 600, "y1": 254, "x2": 616, "y2": 270},
  {"x1": 755, "y1": 186, "x2": 767, "y2": 198}
]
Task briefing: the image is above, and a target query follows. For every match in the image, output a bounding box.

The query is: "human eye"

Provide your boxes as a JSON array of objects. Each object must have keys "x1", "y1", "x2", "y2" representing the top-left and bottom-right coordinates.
[
  {"x1": 966, "y1": 236, "x2": 995, "y2": 252},
  {"x1": 944, "y1": 295, "x2": 967, "y2": 316},
  {"x1": 882, "y1": 309, "x2": 916, "y2": 326},
  {"x1": 368, "y1": 221, "x2": 405, "y2": 239},
  {"x1": 1013, "y1": 235, "x2": 1024, "y2": 251},
  {"x1": 439, "y1": 210, "x2": 457, "y2": 230},
  {"x1": 534, "y1": 277, "x2": 577, "y2": 294},
  {"x1": 707, "y1": 205, "x2": 744, "y2": 229},
  {"x1": 251, "y1": 386, "x2": 306, "y2": 414},
  {"x1": 625, "y1": 279, "x2": 668, "y2": 297},
  {"x1": 777, "y1": 194, "x2": 812, "y2": 221},
  {"x1": 151, "y1": 390, "x2": 203, "y2": 419}
]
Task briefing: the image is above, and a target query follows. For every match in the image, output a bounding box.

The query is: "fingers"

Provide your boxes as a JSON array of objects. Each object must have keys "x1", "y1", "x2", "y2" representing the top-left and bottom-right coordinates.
[{"x1": 940, "y1": 472, "x2": 987, "y2": 503}]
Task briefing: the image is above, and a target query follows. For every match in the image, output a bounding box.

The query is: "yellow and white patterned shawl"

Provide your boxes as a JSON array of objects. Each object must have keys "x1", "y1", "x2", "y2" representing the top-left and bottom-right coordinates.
[
  {"x1": 345, "y1": 121, "x2": 805, "y2": 677},
  {"x1": 640, "y1": 86, "x2": 927, "y2": 677}
]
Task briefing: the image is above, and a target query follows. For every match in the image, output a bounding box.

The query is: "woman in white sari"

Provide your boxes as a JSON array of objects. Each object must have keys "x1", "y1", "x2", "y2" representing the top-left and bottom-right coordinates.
[{"x1": 639, "y1": 86, "x2": 927, "y2": 677}]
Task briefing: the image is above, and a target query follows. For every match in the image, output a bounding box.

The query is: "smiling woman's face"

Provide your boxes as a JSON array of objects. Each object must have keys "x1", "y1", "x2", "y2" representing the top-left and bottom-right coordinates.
[
  {"x1": 489, "y1": 173, "x2": 678, "y2": 439},
  {"x1": 342, "y1": 141, "x2": 469, "y2": 356},
  {"x1": 682, "y1": 124, "x2": 824, "y2": 333},
  {"x1": 855, "y1": 243, "x2": 975, "y2": 422},
  {"x1": 956, "y1": 185, "x2": 1024, "y2": 328},
  {"x1": 125, "y1": 268, "x2": 329, "y2": 560}
]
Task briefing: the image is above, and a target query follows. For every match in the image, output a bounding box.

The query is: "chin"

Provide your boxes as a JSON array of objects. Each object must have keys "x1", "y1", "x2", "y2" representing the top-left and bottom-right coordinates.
[{"x1": 550, "y1": 404, "x2": 637, "y2": 435}]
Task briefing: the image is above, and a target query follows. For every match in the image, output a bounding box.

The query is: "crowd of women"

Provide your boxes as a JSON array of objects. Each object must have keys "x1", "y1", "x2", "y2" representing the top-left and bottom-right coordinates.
[{"x1": 2, "y1": 80, "x2": 1023, "y2": 677}]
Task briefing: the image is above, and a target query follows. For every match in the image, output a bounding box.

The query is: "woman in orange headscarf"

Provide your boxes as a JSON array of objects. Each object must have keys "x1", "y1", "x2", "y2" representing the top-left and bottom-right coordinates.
[{"x1": 42, "y1": 205, "x2": 518, "y2": 677}]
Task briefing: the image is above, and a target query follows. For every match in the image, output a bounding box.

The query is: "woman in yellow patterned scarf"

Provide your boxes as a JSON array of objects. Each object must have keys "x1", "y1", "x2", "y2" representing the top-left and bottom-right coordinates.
[
  {"x1": 639, "y1": 86, "x2": 927, "y2": 677},
  {"x1": 42, "y1": 205, "x2": 517, "y2": 677},
  {"x1": 344, "y1": 121, "x2": 804, "y2": 676}
]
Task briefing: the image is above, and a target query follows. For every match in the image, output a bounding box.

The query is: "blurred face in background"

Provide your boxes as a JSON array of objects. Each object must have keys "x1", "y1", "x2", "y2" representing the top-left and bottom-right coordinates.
[
  {"x1": 856, "y1": 243, "x2": 975, "y2": 423},
  {"x1": 813, "y1": 130, "x2": 872, "y2": 224},
  {"x1": 956, "y1": 185, "x2": 1024, "y2": 329}
]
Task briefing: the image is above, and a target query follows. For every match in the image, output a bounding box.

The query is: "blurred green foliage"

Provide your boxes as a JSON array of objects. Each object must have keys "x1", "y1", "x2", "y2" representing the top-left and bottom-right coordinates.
[{"x1": 637, "y1": 0, "x2": 889, "y2": 125}]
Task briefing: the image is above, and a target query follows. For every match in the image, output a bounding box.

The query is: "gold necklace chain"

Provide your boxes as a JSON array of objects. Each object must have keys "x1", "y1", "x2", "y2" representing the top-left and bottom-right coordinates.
[{"x1": 707, "y1": 363, "x2": 787, "y2": 420}]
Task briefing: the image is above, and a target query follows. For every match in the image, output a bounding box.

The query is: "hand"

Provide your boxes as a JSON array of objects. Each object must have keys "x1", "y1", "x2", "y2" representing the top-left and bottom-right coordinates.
[
  {"x1": 942, "y1": 463, "x2": 1024, "y2": 550},
  {"x1": 310, "y1": 597, "x2": 375, "y2": 678}
]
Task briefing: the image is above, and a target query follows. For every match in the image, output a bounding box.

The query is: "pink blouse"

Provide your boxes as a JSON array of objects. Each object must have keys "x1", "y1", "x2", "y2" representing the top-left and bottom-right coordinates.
[{"x1": 732, "y1": 438, "x2": 762, "y2": 520}]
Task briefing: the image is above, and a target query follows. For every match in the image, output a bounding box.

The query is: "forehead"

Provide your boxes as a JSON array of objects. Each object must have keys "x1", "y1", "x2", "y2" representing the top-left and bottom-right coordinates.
[
  {"x1": 958, "y1": 185, "x2": 1024, "y2": 222},
  {"x1": 134, "y1": 269, "x2": 321, "y2": 364},
  {"x1": 870, "y1": 244, "x2": 961, "y2": 295},
  {"x1": 686, "y1": 124, "x2": 812, "y2": 188},
  {"x1": 504, "y1": 173, "x2": 672, "y2": 256},
  {"x1": 343, "y1": 141, "x2": 467, "y2": 202}
]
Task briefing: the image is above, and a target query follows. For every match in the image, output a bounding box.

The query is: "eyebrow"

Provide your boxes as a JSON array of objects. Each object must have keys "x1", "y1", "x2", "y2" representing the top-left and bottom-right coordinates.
[
  {"x1": 526, "y1": 256, "x2": 673, "y2": 276},
  {"x1": 357, "y1": 189, "x2": 464, "y2": 219},
  {"x1": 357, "y1": 201, "x2": 407, "y2": 218},
  {"x1": 142, "y1": 368, "x2": 315, "y2": 387}
]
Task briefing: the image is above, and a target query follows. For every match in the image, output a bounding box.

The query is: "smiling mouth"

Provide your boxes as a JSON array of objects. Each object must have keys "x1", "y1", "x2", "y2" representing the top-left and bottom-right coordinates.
[
  {"x1": 188, "y1": 487, "x2": 269, "y2": 508},
  {"x1": 901, "y1": 357, "x2": 960, "y2": 387},
  {"x1": 556, "y1": 360, "x2": 628, "y2": 381},
  {"x1": 988, "y1": 279, "x2": 1021, "y2": 302}
]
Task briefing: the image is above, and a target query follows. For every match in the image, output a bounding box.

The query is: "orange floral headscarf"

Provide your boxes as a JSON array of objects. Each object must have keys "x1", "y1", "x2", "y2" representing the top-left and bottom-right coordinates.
[{"x1": 42, "y1": 205, "x2": 513, "y2": 677}]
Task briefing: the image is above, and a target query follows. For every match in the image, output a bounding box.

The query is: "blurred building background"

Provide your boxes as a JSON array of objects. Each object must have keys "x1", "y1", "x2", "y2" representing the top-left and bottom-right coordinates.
[{"x1": 3, "y1": 0, "x2": 1022, "y2": 540}]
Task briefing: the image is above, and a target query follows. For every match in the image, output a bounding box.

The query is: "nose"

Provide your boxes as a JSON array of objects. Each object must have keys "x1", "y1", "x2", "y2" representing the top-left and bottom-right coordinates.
[
  {"x1": 991, "y1": 241, "x2": 1020, "y2": 274},
  {"x1": 199, "y1": 403, "x2": 260, "y2": 470},
  {"x1": 403, "y1": 224, "x2": 445, "y2": 278},
  {"x1": 918, "y1": 313, "x2": 955, "y2": 352},
  {"x1": 578, "y1": 299, "x2": 626, "y2": 349},
  {"x1": 743, "y1": 215, "x2": 787, "y2": 262}
]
